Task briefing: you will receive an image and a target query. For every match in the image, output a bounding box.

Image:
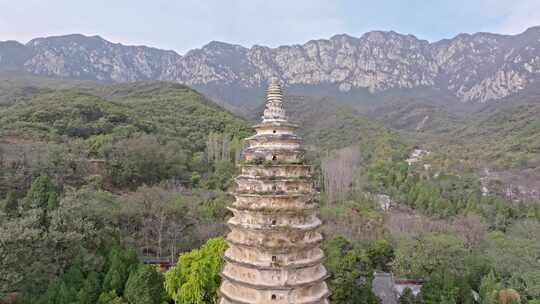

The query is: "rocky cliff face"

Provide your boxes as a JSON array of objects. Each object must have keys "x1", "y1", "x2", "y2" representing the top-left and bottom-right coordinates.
[
  {"x1": 431, "y1": 28, "x2": 540, "y2": 102},
  {"x1": 0, "y1": 40, "x2": 32, "y2": 70},
  {"x1": 21, "y1": 34, "x2": 180, "y2": 82},
  {"x1": 2, "y1": 27, "x2": 540, "y2": 103}
]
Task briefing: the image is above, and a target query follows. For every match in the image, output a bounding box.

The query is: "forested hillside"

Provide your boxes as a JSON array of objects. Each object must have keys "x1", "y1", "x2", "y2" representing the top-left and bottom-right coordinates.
[
  {"x1": 452, "y1": 102, "x2": 540, "y2": 172},
  {"x1": 1, "y1": 76, "x2": 539, "y2": 304},
  {"x1": 249, "y1": 90, "x2": 540, "y2": 303}
]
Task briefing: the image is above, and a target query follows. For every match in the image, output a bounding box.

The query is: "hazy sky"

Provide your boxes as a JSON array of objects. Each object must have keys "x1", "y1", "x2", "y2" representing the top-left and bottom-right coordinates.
[{"x1": 1, "y1": 0, "x2": 539, "y2": 54}]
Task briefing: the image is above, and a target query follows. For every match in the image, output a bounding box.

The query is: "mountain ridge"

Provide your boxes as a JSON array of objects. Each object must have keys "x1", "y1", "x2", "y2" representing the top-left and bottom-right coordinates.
[{"x1": 2, "y1": 26, "x2": 540, "y2": 103}]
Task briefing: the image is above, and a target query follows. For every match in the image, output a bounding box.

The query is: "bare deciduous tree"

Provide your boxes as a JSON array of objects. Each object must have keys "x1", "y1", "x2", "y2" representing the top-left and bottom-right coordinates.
[
  {"x1": 206, "y1": 132, "x2": 242, "y2": 163},
  {"x1": 321, "y1": 146, "x2": 361, "y2": 203},
  {"x1": 453, "y1": 213, "x2": 487, "y2": 249},
  {"x1": 119, "y1": 183, "x2": 195, "y2": 263},
  {"x1": 385, "y1": 207, "x2": 452, "y2": 237}
]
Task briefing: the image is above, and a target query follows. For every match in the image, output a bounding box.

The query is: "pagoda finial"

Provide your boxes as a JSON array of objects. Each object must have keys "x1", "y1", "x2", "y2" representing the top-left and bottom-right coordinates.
[{"x1": 262, "y1": 77, "x2": 287, "y2": 122}]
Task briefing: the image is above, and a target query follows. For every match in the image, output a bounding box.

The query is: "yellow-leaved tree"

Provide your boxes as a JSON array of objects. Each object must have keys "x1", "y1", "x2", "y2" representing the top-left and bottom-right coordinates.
[{"x1": 164, "y1": 237, "x2": 227, "y2": 304}]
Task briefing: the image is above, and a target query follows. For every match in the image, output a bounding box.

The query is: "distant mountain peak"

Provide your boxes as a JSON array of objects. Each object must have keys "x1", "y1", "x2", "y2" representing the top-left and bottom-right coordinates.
[
  {"x1": 329, "y1": 33, "x2": 356, "y2": 41},
  {"x1": 2, "y1": 27, "x2": 540, "y2": 103},
  {"x1": 522, "y1": 25, "x2": 540, "y2": 34},
  {"x1": 199, "y1": 41, "x2": 248, "y2": 55}
]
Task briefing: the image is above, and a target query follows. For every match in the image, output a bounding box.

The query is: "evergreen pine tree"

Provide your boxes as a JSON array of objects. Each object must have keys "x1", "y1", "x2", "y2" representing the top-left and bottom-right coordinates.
[
  {"x1": 456, "y1": 280, "x2": 474, "y2": 304},
  {"x1": 479, "y1": 271, "x2": 500, "y2": 304},
  {"x1": 25, "y1": 176, "x2": 56, "y2": 210},
  {"x1": 78, "y1": 272, "x2": 102, "y2": 304},
  {"x1": 98, "y1": 290, "x2": 128, "y2": 304},
  {"x1": 124, "y1": 264, "x2": 165, "y2": 304},
  {"x1": 47, "y1": 191, "x2": 59, "y2": 210},
  {"x1": 2, "y1": 191, "x2": 18, "y2": 217},
  {"x1": 102, "y1": 247, "x2": 139, "y2": 295},
  {"x1": 63, "y1": 264, "x2": 85, "y2": 291},
  {"x1": 420, "y1": 272, "x2": 459, "y2": 304}
]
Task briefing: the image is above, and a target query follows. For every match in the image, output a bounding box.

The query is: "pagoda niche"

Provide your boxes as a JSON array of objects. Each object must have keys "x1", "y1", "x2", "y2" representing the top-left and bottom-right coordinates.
[{"x1": 218, "y1": 78, "x2": 330, "y2": 304}]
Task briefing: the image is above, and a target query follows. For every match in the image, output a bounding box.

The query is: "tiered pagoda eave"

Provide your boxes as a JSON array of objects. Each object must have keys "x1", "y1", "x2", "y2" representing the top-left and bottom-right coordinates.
[{"x1": 218, "y1": 78, "x2": 330, "y2": 304}]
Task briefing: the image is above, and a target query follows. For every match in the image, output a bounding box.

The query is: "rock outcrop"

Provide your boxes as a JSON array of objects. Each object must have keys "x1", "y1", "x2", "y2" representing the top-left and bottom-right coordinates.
[{"x1": 2, "y1": 27, "x2": 540, "y2": 103}]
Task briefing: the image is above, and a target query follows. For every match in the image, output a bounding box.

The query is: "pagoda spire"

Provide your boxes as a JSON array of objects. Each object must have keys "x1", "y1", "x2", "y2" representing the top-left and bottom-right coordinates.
[{"x1": 262, "y1": 77, "x2": 288, "y2": 123}]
